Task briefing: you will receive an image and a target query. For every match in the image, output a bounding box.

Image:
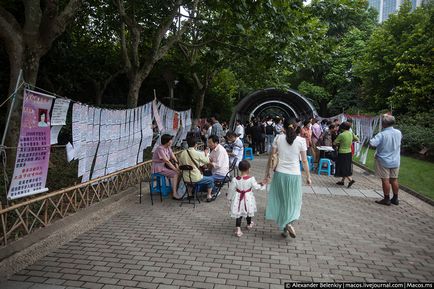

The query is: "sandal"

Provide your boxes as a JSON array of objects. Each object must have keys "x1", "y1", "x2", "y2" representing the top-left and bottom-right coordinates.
[
  {"x1": 246, "y1": 222, "x2": 255, "y2": 230},
  {"x1": 286, "y1": 224, "x2": 296, "y2": 238}
]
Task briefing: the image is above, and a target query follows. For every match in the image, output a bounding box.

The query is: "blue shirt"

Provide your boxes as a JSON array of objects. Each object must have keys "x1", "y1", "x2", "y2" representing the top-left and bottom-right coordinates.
[{"x1": 369, "y1": 127, "x2": 402, "y2": 168}]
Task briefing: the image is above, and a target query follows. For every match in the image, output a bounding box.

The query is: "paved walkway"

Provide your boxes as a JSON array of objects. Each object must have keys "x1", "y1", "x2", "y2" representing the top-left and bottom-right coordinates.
[{"x1": 1, "y1": 156, "x2": 433, "y2": 289}]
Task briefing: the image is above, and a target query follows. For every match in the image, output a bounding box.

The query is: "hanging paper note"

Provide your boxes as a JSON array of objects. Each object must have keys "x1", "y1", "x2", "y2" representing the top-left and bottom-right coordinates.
[
  {"x1": 153, "y1": 100, "x2": 163, "y2": 131},
  {"x1": 50, "y1": 125, "x2": 62, "y2": 145},
  {"x1": 51, "y1": 98, "x2": 70, "y2": 125},
  {"x1": 66, "y1": 142, "x2": 75, "y2": 162}
]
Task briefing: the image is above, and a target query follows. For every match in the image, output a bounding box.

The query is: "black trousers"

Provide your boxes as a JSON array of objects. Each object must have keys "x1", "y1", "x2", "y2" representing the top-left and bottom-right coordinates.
[{"x1": 236, "y1": 216, "x2": 252, "y2": 227}]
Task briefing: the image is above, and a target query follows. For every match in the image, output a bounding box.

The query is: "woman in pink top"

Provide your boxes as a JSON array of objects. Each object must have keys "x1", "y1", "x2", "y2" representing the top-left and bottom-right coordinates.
[
  {"x1": 151, "y1": 134, "x2": 180, "y2": 199},
  {"x1": 300, "y1": 119, "x2": 312, "y2": 155}
]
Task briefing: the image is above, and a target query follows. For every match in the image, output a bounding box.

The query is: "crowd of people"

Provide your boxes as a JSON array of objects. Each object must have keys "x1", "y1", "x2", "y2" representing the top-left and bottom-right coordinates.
[{"x1": 151, "y1": 113, "x2": 402, "y2": 238}]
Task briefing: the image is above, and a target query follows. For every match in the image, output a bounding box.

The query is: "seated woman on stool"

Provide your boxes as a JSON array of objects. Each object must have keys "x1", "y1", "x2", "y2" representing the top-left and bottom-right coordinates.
[{"x1": 151, "y1": 134, "x2": 180, "y2": 199}]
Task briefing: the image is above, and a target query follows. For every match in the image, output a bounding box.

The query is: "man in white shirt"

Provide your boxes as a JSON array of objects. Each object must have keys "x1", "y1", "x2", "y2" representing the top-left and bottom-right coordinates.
[
  {"x1": 207, "y1": 135, "x2": 229, "y2": 180},
  {"x1": 234, "y1": 120, "x2": 245, "y2": 141}
]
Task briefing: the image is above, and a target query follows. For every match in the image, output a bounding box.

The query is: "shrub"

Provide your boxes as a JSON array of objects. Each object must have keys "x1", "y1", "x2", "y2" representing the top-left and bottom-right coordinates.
[{"x1": 396, "y1": 112, "x2": 434, "y2": 158}]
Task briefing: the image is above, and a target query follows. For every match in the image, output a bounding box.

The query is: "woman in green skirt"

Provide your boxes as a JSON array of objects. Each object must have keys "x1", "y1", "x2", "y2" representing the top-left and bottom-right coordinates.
[{"x1": 265, "y1": 122, "x2": 312, "y2": 238}]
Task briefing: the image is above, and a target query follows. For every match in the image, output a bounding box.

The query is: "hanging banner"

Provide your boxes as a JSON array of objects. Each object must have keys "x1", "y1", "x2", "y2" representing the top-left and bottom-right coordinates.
[{"x1": 7, "y1": 89, "x2": 54, "y2": 200}]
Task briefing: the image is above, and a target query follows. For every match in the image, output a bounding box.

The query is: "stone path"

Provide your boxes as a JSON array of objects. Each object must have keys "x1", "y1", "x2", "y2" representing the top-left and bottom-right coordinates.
[{"x1": 1, "y1": 156, "x2": 433, "y2": 289}]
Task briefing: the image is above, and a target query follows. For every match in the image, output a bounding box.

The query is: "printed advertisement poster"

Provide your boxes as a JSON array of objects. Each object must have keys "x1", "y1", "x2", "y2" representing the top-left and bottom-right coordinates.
[{"x1": 7, "y1": 89, "x2": 54, "y2": 200}]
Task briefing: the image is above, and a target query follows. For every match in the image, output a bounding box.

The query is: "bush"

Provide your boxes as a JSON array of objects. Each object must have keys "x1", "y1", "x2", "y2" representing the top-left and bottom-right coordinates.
[{"x1": 396, "y1": 112, "x2": 434, "y2": 158}]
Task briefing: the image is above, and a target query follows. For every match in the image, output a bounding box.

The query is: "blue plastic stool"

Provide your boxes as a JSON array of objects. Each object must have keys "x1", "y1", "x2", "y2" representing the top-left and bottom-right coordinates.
[
  {"x1": 300, "y1": 155, "x2": 314, "y2": 171},
  {"x1": 317, "y1": 158, "x2": 332, "y2": 176},
  {"x1": 243, "y1": 147, "x2": 254, "y2": 160},
  {"x1": 149, "y1": 173, "x2": 172, "y2": 205}
]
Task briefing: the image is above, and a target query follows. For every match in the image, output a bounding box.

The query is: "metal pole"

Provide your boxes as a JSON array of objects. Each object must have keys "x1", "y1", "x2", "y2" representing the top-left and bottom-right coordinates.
[{"x1": 1, "y1": 69, "x2": 23, "y2": 147}]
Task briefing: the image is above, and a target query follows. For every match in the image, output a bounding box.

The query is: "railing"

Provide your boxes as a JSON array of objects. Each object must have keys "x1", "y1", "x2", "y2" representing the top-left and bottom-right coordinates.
[
  {"x1": 0, "y1": 142, "x2": 205, "y2": 247},
  {"x1": 0, "y1": 159, "x2": 153, "y2": 247}
]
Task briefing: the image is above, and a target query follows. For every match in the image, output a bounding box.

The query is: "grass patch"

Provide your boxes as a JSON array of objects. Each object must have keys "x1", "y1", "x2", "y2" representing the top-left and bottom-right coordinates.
[{"x1": 354, "y1": 148, "x2": 434, "y2": 200}]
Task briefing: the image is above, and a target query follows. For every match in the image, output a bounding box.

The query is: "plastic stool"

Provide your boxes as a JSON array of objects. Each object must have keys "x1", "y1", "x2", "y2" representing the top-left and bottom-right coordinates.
[
  {"x1": 317, "y1": 158, "x2": 332, "y2": 176},
  {"x1": 243, "y1": 147, "x2": 254, "y2": 160},
  {"x1": 300, "y1": 155, "x2": 314, "y2": 171},
  {"x1": 149, "y1": 173, "x2": 172, "y2": 204}
]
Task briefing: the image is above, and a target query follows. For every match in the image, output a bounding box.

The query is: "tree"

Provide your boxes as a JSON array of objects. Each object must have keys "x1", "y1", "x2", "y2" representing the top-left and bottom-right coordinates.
[
  {"x1": 115, "y1": 0, "x2": 198, "y2": 108},
  {"x1": 178, "y1": 0, "x2": 320, "y2": 118},
  {"x1": 205, "y1": 68, "x2": 238, "y2": 120},
  {"x1": 294, "y1": 0, "x2": 377, "y2": 116},
  {"x1": 0, "y1": 0, "x2": 82, "y2": 148},
  {"x1": 38, "y1": 2, "x2": 126, "y2": 105},
  {"x1": 354, "y1": 1, "x2": 434, "y2": 113}
]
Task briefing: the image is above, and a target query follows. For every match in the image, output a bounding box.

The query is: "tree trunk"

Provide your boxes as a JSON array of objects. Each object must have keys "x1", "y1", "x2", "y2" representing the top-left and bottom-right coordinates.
[
  {"x1": 1, "y1": 0, "x2": 82, "y2": 149},
  {"x1": 126, "y1": 72, "x2": 142, "y2": 108},
  {"x1": 4, "y1": 56, "x2": 23, "y2": 168},
  {"x1": 95, "y1": 90, "x2": 103, "y2": 106},
  {"x1": 194, "y1": 88, "x2": 206, "y2": 119},
  {"x1": 5, "y1": 50, "x2": 42, "y2": 168}
]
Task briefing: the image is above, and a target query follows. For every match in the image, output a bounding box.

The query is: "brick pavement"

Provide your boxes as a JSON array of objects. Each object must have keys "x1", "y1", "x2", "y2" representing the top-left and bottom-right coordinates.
[{"x1": 1, "y1": 155, "x2": 433, "y2": 289}]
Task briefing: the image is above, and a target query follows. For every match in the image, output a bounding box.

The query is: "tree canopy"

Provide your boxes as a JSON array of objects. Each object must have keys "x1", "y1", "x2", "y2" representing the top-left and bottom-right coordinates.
[
  {"x1": 0, "y1": 0, "x2": 432, "y2": 127},
  {"x1": 354, "y1": 0, "x2": 434, "y2": 114}
]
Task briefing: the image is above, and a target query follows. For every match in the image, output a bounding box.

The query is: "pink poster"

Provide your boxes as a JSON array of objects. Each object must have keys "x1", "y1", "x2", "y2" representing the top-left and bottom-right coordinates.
[{"x1": 7, "y1": 89, "x2": 54, "y2": 200}]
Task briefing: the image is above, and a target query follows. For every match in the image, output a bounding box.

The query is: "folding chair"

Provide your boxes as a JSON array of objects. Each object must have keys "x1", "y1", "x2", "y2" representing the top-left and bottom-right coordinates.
[
  {"x1": 213, "y1": 158, "x2": 238, "y2": 199},
  {"x1": 179, "y1": 165, "x2": 201, "y2": 208}
]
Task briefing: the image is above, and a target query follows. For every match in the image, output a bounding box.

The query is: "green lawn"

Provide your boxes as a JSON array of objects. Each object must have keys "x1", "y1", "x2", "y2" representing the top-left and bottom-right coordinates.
[{"x1": 354, "y1": 148, "x2": 434, "y2": 200}]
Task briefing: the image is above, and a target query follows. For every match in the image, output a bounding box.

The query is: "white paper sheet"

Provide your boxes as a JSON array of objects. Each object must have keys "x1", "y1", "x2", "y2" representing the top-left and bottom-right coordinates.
[
  {"x1": 66, "y1": 142, "x2": 75, "y2": 162},
  {"x1": 153, "y1": 100, "x2": 163, "y2": 131},
  {"x1": 78, "y1": 157, "x2": 86, "y2": 177},
  {"x1": 51, "y1": 98, "x2": 70, "y2": 125},
  {"x1": 81, "y1": 171, "x2": 90, "y2": 183},
  {"x1": 50, "y1": 125, "x2": 62, "y2": 145}
]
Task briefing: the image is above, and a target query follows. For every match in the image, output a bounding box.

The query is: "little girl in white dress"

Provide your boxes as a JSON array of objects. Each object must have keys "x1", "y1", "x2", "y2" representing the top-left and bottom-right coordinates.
[{"x1": 227, "y1": 160, "x2": 267, "y2": 237}]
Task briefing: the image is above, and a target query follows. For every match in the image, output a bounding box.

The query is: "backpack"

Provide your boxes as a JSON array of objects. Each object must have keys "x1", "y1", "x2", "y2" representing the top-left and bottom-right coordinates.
[{"x1": 265, "y1": 123, "x2": 274, "y2": 135}]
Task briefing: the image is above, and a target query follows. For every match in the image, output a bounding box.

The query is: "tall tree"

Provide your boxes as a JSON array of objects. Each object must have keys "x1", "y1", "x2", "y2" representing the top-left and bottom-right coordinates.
[
  {"x1": 177, "y1": 0, "x2": 317, "y2": 118},
  {"x1": 115, "y1": 0, "x2": 198, "y2": 108},
  {"x1": 295, "y1": 0, "x2": 377, "y2": 115},
  {"x1": 0, "y1": 0, "x2": 82, "y2": 147},
  {"x1": 354, "y1": 1, "x2": 434, "y2": 113}
]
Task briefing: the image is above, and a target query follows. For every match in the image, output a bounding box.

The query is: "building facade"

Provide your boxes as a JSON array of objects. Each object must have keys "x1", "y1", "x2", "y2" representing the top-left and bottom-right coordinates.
[{"x1": 368, "y1": 0, "x2": 424, "y2": 22}]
